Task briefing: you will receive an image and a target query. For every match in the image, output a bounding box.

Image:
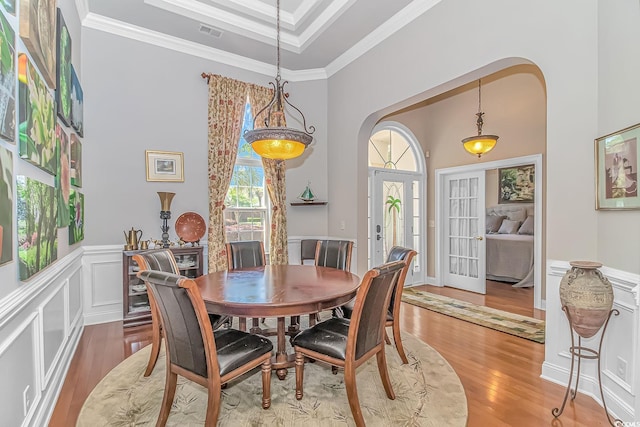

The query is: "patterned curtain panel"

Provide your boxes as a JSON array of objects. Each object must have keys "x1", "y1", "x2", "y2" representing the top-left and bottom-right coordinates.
[
  {"x1": 248, "y1": 85, "x2": 289, "y2": 265},
  {"x1": 207, "y1": 76, "x2": 248, "y2": 272}
]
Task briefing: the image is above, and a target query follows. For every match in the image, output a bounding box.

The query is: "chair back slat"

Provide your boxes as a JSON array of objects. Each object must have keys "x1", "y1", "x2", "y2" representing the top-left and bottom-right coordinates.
[
  {"x1": 348, "y1": 260, "x2": 404, "y2": 360},
  {"x1": 138, "y1": 271, "x2": 210, "y2": 378},
  {"x1": 315, "y1": 240, "x2": 353, "y2": 271},
  {"x1": 226, "y1": 241, "x2": 266, "y2": 269},
  {"x1": 385, "y1": 246, "x2": 417, "y2": 315},
  {"x1": 300, "y1": 239, "x2": 318, "y2": 264}
]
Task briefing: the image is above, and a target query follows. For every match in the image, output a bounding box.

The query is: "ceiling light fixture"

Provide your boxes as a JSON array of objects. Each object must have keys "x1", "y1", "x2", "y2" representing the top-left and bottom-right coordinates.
[
  {"x1": 461, "y1": 79, "x2": 499, "y2": 158},
  {"x1": 243, "y1": 0, "x2": 315, "y2": 160}
]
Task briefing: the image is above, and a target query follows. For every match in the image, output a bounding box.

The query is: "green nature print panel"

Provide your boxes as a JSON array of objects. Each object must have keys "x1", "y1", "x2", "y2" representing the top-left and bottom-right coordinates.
[
  {"x1": 0, "y1": 145, "x2": 13, "y2": 265},
  {"x1": 18, "y1": 53, "x2": 56, "y2": 175},
  {"x1": 68, "y1": 189, "x2": 84, "y2": 244},
  {"x1": 0, "y1": 9, "x2": 15, "y2": 142},
  {"x1": 1, "y1": 1, "x2": 16, "y2": 16},
  {"x1": 70, "y1": 132, "x2": 81, "y2": 187},
  {"x1": 56, "y1": 8, "x2": 71, "y2": 125},
  {"x1": 19, "y1": 0, "x2": 56, "y2": 88},
  {"x1": 56, "y1": 124, "x2": 70, "y2": 227},
  {"x1": 17, "y1": 175, "x2": 58, "y2": 280}
]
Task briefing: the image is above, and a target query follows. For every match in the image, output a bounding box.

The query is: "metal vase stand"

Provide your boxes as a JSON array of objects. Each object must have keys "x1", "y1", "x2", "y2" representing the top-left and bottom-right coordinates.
[{"x1": 552, "y1": 306, "x2": 622, "y2": 427}]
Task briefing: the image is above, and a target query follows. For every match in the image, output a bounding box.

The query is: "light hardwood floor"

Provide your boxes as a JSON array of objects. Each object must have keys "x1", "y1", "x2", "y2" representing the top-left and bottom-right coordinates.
[{"x1": 50, "y1": 282, "x2": 612, "y2": 426}]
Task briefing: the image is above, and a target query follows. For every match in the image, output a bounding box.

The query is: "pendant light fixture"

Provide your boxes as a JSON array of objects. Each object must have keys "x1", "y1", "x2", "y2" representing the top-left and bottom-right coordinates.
[
  {"x1": 244, "y1": 0, "x2": 315, "y2": 160},
  {"x1": 461, "y1": 79, "x2": 499, "y2": 158}
]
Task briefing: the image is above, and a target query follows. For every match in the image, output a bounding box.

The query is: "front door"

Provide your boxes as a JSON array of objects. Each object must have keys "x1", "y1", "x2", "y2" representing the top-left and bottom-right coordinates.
[
  {"x1": 371, "y1": 170, "x2": 421, "y2": 285},
  {"x1": 443, "y1": 171, "x2": 486, "y2": 294}
]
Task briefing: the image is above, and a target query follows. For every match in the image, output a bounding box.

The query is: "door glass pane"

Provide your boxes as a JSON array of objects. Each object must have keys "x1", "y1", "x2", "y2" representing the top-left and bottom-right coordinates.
[
  {"x1": 383, "y1": 180, "x2": 404, "y2": 257},
  {"x1": 469, "y1": 259, "x2": 478, "y2": 278}
]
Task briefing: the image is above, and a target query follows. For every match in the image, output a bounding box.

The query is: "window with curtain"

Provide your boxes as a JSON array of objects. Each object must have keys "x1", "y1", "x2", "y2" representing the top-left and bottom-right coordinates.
[{"x1": 224, "y1": 101, "x2": 270, "y2": 245}]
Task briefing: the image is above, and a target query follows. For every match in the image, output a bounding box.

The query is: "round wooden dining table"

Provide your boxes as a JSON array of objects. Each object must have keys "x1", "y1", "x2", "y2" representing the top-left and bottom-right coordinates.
[{"x1": 195, "y1": 265, "x2": 360, "y2": 379}]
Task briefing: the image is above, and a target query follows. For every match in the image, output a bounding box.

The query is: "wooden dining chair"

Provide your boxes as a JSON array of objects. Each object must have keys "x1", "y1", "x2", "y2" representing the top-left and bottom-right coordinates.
[
  {"x1": 226, "y1": 241, "x2": 266, "y2": 331},
  {"x1": 334, "y1": 246, "x2": 417, "y2": 364},
  {"x1": 309, "y1": 240, "x2": 353, "y2": 325},
  {"x1": 291, "y1": 260, "x2": 405, "y2": 427},
  {"x1": 133, "y1": 250, "x2": 229, "y2": 377},
  {"x1": 137, "y1": 270, "x2": 273, "y2": 426}
]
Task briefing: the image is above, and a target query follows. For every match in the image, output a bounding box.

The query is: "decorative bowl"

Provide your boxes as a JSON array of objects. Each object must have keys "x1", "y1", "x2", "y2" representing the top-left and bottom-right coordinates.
[{"x1": 175, "y1": 212, "x2": 206, "y2": 243}]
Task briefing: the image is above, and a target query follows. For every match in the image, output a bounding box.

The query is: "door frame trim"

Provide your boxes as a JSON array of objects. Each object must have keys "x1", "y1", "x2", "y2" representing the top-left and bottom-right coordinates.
[{"x1": 435, "y1": 154, "x2": 543, "y2": 309}]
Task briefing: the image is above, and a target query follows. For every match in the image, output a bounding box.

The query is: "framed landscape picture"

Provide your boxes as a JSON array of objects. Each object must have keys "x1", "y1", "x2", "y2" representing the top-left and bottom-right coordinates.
[
  {"x1": 0, "y1": 9, "x2": 15, "y2": 142},
  {"x1": 0, "y1": 145, "x2": 12, "y2": 266},
  {"x1": 19, "y1": 0, "x2": 56, "y2": 88},
  {"x1": 55, "y1": 8, "x2": 71, "y2": 125},
  {"x1": 146, "y1": 150, "x2": 184, "y2": 182},
  {"x1": 498, "y1": 164, "x2": 535, "y2": 204},
  {"x1": 595, "y1": 122, "x2": 640, "y2": 210},
  {"x1": 18, "y1": 53, "x2": 56, "y2": 175},
  {"x1": 56, "y1": 124, "x2": 70, "y2": 227},
  {"x1": 17, "y1": 175, "x2": 57, "y2": 280},
  {"x1": 70, "y1": 132, "x2": 81, "y2": 187},
  {"x1": 70, "y1": 65, "x2": 83, "y2": 136}
]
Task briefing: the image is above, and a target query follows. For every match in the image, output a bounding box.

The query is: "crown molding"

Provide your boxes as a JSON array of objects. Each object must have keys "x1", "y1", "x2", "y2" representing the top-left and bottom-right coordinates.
[
  {"x1": 82, "y1": 13, "x2": 327, "y2": 81},
  {"x1": 325, "y1": 0, "x2": 442, "y2": 77},
  {"x1": 74, "y1": 0, "x2": 90, "y2": 21}
]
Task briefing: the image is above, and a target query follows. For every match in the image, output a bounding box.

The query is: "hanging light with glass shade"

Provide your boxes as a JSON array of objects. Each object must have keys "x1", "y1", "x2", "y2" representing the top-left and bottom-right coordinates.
[
  {"x1": 243, "y1": 0, "x2": 315, "y2": 160},
  {"x1": 461, "y1": 79, "x2": 499, "y2": 158}
]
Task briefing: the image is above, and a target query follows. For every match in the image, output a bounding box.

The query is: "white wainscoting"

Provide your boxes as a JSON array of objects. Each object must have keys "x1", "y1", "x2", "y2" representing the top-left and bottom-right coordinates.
[
  {"x1": 0, "y1": 248, "x2": 84, "y2": 427},
  {"x1": 542, "y1": 260, "x2": 639, "y2": 422}
]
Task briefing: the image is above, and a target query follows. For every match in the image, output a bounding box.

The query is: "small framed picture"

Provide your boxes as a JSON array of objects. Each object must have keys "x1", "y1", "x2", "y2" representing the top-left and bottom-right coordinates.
[
  {"x1": 595, "y1": 123, "x2": 640, "y2": 210},
  {"x1": 146, "y1": 150, "x2": 184, "y2": 182}
]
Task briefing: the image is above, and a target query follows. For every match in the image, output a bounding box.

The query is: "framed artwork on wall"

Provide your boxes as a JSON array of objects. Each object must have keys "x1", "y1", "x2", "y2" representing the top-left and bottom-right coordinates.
[
  {"x1": 70, "y1": 132, "x2": 81, "y2": 187},
  {"x1": 498, "y1": 164, "x2": 535, "y2": 204},
  {"x1": 70, "y1": 65, "x2": 83, "y2": 136},
  {"x1": 68, "y1": 189, "x2": 84, "y2": 244},
  {"x1": 19, "y1": 0, "x2": 56, "y2": 88},
  {"x1": 146, "y1": 150, "x2": 184, "y2": 182},
  {"x1": 1, "y1": 1, "x2": 16, "y2": 16},
  {"x1": 56, "y1": 124, "x2": 70, "y2": 227},
  {"x1": 595, "y1": 122, "x2": 640, "y2": 210},
  {"x1": 0, "y1": 145, "x2": 12, "y2": 266},
  {"x1": 18, "y1": 53, "x2": 56, "y2": 175},
  {"x1": 55, "y1": 8, "x2": 71, "y2": 126},
  {"x1": 0, "y1": 9, "x2": 16, "y2": 142},
  {"x1": 17, "y1": 175, "x2": 58, "y2": 280}
]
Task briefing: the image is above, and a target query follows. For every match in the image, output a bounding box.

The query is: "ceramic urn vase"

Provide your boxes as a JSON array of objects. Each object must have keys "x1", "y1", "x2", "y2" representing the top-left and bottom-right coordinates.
[{"x1": 559, "y1": 261, "x2": 613, "y2": 338}]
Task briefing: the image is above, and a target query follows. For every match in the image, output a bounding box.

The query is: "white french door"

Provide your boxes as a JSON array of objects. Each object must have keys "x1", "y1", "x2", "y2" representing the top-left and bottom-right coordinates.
[
  {"x1": 443, "y1": 171, "x2": 486, "y2": 294},
  {"x1": 370, "y1": 170, "x2": 423, "y2": 285}
]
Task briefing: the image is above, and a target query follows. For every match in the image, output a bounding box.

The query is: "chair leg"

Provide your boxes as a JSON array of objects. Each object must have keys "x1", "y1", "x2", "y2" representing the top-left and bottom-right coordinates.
[
  {"x1": 261, "y1": 359, "x2": 272, "y2": 409},
  {"x1": 204, "y1": 384, "x2": 221, "y2": 426},
  {"x1": 145, "y1": 317, "x2": 162, "y2": 377},
  {"x1": 344, "y1": 364, "x2": 365, "y2": 427},
  {"x1": 384, "y1": 329, "x2": 391, "y2": 345},
  {"x1": 295, "y1": 352, "x2": 305, "y2": 400},
  {"x1": 331, "y1": 366, "x2": 339, "y2": 375},
  {"x1": 376, "y1": 349, "x2": 395, "y2": 400},
  {"x1": 157, "y1": 369, "x2": 178, "y2": 427},
  {"x1": 308, "y1": 313, "x2": 317, "y2": 327},
  {"x1": 391, "y1": 321, "x2": 408, "y2": 364}
]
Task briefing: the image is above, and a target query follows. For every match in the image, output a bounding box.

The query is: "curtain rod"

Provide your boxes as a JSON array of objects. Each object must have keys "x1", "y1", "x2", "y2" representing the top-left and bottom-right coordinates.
[{"x1": 201, "y1": 72, "x2": 214, "y2": 83}]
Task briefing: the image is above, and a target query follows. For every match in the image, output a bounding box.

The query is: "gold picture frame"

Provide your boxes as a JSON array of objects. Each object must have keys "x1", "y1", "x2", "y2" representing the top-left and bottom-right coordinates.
[
  {"x1": 595, "y1": 122, "x2": 640, "y2": 210},
  {"x1": 145, "y1": 150, "x2": 184, "y2": 182}
]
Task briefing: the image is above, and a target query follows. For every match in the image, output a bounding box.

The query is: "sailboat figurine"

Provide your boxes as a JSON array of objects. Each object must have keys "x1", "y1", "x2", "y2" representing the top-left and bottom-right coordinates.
[{"x1": 299, "y1": 181, "x2": 316, "y2": 202}]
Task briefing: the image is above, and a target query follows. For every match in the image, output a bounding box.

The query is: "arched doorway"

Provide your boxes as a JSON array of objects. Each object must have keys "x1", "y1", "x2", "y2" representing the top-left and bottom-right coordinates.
[{"x1": 368, "y1": 121, "x2": 425, "y2": 285}]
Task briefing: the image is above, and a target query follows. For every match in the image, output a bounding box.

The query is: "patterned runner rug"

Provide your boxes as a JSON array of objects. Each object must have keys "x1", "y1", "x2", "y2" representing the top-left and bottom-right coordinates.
[
  {"x1": 77, "y1": 330, "x2": 467, "y2": 426},
  {"x1": 402, "y1": 287, "x2": 545, "y2": 344}
]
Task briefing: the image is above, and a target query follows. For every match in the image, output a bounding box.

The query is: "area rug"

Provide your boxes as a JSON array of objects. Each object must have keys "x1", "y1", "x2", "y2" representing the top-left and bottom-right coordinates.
[
  {"x1": 77, "y1": 331, "x2": 467, "y2": 426},
  {"x1": 402, "y1": 287, "x2": 545, "y2": 344}
]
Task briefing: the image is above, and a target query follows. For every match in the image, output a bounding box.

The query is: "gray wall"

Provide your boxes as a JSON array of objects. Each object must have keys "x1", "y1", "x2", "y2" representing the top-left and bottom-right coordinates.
[{"x1": 81, "y1": 29, "x2": 329, "y2": 248}]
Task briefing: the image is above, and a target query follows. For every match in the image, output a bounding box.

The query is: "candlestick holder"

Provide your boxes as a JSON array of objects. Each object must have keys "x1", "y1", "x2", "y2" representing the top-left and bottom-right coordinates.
[{"x1": 157, "y1": 192, "x2": 176, "y2": 248}]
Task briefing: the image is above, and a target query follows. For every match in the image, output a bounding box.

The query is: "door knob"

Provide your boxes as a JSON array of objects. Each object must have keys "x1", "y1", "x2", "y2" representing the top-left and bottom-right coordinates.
[{"x1": 474, "y1": 236, "x2": 483, "y2": 241}]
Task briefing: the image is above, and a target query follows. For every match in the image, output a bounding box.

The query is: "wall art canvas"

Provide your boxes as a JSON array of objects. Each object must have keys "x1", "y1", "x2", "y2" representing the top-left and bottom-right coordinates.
[
  {"x1": 68, "y1": 189, "x2": 83, "y2": 244},
  {"x1": 55, "y1": 8, "x2": 71, "y2": 125},
  {"x1": 19, "y1": 0, "x2": 56, "y2": 88},
  {"x1": 1, "y1": 1, "x2": 16, "y2": 16},
  {"x1": 70, "y1": 65, "x2": 83, "y2": 136},
  {"x1": 0, "y1": 145, "x2": 12, "y2": 265},
  {"x1": 596, "y1": 122, "x2": 640, "y2": 209},
  {"x1": 0, "y1": 9, "x2": 15, "y2": 141},
  {"x1": 55, "y1": 123, "x2": 69, "y2": 227},
  {"x1": 498, "y1": 164, "x2": 535, "y2": 204},
  {"x1": 18, "y1": 53, "x2": 56, "y2": 174},
  {"x1": 17, "y1": 175, "x2": 57, "y2": 280},
  {"x1": 70, "y1": 132, "x2": 81, "y2": 187}
]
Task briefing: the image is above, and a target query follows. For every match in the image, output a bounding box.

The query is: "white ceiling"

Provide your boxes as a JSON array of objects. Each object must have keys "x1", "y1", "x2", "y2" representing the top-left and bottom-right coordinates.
[{"x1": 81, "y1": 0, "x2": 443, "y2": 77}]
